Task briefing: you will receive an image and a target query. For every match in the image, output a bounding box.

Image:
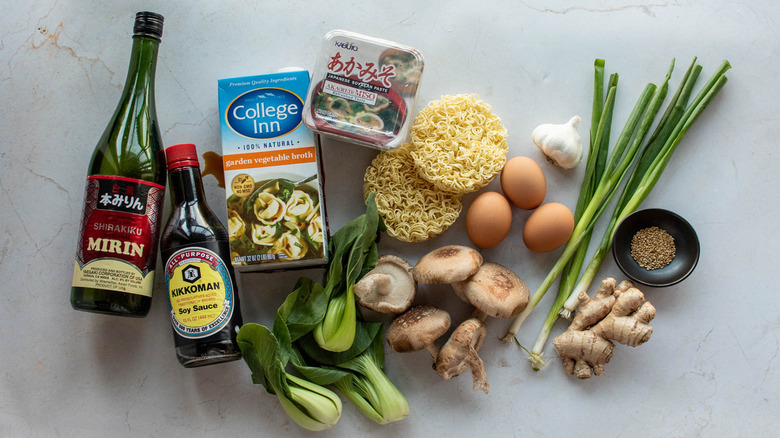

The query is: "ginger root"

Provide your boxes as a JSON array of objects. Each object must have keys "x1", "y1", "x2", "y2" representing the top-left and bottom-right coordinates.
[{"x1": 552, "y1": 278, "x2": 655, "y2": 379}]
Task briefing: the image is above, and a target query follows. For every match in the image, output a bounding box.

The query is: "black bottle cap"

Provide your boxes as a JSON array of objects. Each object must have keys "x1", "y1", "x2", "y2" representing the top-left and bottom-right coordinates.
[{"x1": 134, "y1": 11, "x2": 164, "y2": 40}]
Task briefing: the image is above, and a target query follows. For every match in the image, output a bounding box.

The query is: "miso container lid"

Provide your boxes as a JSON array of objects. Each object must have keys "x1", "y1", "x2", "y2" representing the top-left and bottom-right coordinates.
[
  {"x1": 134, "y1": 11, "x2": 164, "y2": 40},
  {"x1": 303, "y1": 29, "x2": 424, "y2": 150}
]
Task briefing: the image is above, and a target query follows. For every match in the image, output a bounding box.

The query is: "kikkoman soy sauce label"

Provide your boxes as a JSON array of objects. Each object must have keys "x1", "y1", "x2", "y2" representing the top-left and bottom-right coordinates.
[{"x1": 164, "y1": 247, "x2": 235, "y2": 339}]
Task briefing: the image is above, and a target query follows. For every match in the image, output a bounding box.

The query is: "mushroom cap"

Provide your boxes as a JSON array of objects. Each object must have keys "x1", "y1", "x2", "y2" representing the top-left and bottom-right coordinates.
[
  {"x1": 354, "y1": 254, "x2": 416, "y2": 314},
  {"x1": 435, "y1": 318, "x2": 489, "y2": 393},
  {"x1": 386, "y1": 305, "x2": 451, "y2": 353},
  {"x1": 413, "y1": 245, "x2": 483, "y2": 284},
  {"x1": 451, "y1": 262, "x2": 530, "y2": 318}
]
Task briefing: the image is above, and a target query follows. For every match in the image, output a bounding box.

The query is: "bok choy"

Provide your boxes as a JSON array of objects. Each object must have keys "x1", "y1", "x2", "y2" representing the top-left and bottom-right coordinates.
[
  {"x1": 237, "y1": 324, "x2": 342, "y2": 431},
  {"x1": 314, "y1": 192, "x2": 382, "y2": 352},
  {"x1": 237, "y1": 194, "x2": 408, "y2": 429}
]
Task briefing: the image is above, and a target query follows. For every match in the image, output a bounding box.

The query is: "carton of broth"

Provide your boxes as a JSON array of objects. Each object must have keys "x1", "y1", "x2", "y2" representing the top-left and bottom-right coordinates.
[{"x1": 218, "y1": 70, "x2": 329, "y2": 271}]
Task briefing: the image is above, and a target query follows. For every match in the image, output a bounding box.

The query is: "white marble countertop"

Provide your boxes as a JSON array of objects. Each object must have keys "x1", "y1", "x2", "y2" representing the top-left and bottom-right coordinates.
[{"x1": 2, "y1": 1, "x2": 779, "y2": 436}]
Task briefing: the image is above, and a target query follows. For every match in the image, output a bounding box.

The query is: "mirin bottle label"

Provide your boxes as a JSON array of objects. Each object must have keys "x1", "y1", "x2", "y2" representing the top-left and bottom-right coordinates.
[
  {"x1": 72, "y1": 175, "x2": 165, "y2": 297},
  {"x1": 164, "y1": 246, "x2": 236, "y2": 338}
]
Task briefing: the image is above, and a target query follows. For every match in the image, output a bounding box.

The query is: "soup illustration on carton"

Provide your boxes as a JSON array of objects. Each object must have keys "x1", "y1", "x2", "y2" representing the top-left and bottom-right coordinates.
[{"x1": 218, "y1": 70, "x2": 328, "y2": 271}]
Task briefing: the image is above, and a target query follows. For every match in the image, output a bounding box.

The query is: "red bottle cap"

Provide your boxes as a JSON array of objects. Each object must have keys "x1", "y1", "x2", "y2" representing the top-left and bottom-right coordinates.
[{"x1": 166, "y1": 143, "x2": 200, "y2": 170}]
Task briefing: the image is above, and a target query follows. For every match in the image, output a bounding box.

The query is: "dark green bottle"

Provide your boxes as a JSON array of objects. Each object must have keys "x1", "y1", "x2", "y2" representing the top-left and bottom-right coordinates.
[
  {"x1": 71, "y1": 12, "x2": 166, "y2": 317},
  {"x1": 161, "y1": 143, "x2": 243, "y2": 367}
]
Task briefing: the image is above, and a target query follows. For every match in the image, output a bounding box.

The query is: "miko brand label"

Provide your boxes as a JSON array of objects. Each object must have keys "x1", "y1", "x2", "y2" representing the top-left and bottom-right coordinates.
[{"x1": 226, "y1": 88, "x2": 304, "y2": 139}]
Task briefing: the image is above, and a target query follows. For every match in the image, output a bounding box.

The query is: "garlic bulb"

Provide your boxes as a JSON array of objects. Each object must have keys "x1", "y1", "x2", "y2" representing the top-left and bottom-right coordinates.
[{"x1": 531, "y1": 116, "x2": 583, "y2": 169}]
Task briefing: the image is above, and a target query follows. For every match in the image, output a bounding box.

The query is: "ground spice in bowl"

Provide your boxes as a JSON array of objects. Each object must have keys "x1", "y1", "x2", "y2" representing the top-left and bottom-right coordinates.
[
  {"x1": 630, "y1": 226, "x2": 676, "y2": 270},
  {"x1": 613, "y1": 208, "x2": 699, "y2": 287}
]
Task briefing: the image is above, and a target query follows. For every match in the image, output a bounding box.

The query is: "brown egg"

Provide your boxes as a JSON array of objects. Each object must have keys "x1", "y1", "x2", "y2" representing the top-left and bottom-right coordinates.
[
  {"x1": 523, "y1": 202, "x2": 574, "y2": 253},
  {"x1": 466, "y1": 191, "x2": 513, "y2": 249},
  {"x1": 500, "y1": 156, "x2": 546, "y2": 210}
]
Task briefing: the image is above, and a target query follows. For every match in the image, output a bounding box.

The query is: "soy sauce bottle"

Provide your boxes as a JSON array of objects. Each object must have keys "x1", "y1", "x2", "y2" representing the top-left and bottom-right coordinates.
[{"x1": 160, "y1": 143, "x2": 243, "y2": 367}]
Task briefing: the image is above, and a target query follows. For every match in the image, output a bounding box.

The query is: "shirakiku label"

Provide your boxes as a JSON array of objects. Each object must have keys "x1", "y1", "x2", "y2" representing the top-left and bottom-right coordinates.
[
  {"x1": 72, "y1": 175, "x2": 164, "y2": 296},
  {"x1": 164, "y1": 247, "x2": 235, "y2": 339}
]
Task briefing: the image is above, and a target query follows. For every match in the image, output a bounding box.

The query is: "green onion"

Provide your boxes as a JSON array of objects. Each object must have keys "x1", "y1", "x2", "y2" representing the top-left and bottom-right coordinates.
[
  {"x1": 526, "y1": 61, "x2": 617, "y2": 368},
  {"x1": 502, "y1": 62, "x2": 660, "y2": 345},
  {"x1": 559, "y1": 59, "x2": 730, "y2": 318},
  {"x1": 525, "y1": 61, "x2": 673, "y2": 368},
  {"x1": 503, "y1": 58, "x2": 730, "y2": 370}
]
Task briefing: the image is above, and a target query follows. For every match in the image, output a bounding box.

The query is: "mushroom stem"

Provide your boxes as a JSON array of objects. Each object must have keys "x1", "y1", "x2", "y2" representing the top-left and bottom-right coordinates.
[
  {"x1": 362, "y1": 273, "x2": 393, "y2": 296},
  {"x1": 425, "y1": 344, "x2": 440, "y2": 361},
  {"x1": 354, "y1": 255, "x2": 417, "y2": 314},
  {"x1": 465, "y1": 352, "x2": 489, "y2": 394},
  {"x1": 470, "y1": 308, "x2": 487, "y2": 321},
  {"x1": 435, "y1": 318, "x2": 490, "y2": 394}
]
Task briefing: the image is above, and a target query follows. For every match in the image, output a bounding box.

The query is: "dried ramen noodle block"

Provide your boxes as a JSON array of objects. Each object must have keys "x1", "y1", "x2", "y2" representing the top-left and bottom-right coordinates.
[
  {"x1": 410, "y1": 94, "x2": 508, "y2": 194},
  {"x1": 364, "y1": 144, "x2": 462, "y2": 242}
]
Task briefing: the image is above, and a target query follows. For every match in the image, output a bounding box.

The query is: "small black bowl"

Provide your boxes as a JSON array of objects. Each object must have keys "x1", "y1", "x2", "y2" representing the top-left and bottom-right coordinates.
[{"x1": 612, "y1": 208, "x2": 700, "y2": 287}]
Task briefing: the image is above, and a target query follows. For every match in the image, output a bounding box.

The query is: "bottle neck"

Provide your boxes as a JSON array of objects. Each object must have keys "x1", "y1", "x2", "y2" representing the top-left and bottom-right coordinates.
[
  {"x1": 120, "y1": 36, "x2": 159, "y2": 104},
  {"x1": 169, "y1": 165, "x2": 206, "y2": 206}
]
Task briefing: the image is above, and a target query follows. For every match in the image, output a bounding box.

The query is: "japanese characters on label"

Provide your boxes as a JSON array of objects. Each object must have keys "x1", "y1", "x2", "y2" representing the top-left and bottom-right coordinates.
[
  {"x1": 327, "y1": 51, "x2": 397, "y2": 87},
  {"x1": 93, "y1": 176, "x2": 157, "y2": 215}
]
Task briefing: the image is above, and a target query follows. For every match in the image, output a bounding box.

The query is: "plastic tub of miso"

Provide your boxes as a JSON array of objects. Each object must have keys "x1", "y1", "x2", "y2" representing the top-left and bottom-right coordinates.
[{"x1": 303, "y1": 30, "x2": 424, "y2": 150}]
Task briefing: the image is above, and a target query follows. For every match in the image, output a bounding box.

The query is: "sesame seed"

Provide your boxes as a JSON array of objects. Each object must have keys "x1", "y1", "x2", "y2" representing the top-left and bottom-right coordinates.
[{"x1": 630, "y1": 226, "x2": 676, "y2": 270}]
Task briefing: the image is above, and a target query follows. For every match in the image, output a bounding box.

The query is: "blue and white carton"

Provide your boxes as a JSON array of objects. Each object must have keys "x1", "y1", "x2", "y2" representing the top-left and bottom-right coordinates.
[{"x1": 218, "y1": 70, "x2": 329, "y2": 271}]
